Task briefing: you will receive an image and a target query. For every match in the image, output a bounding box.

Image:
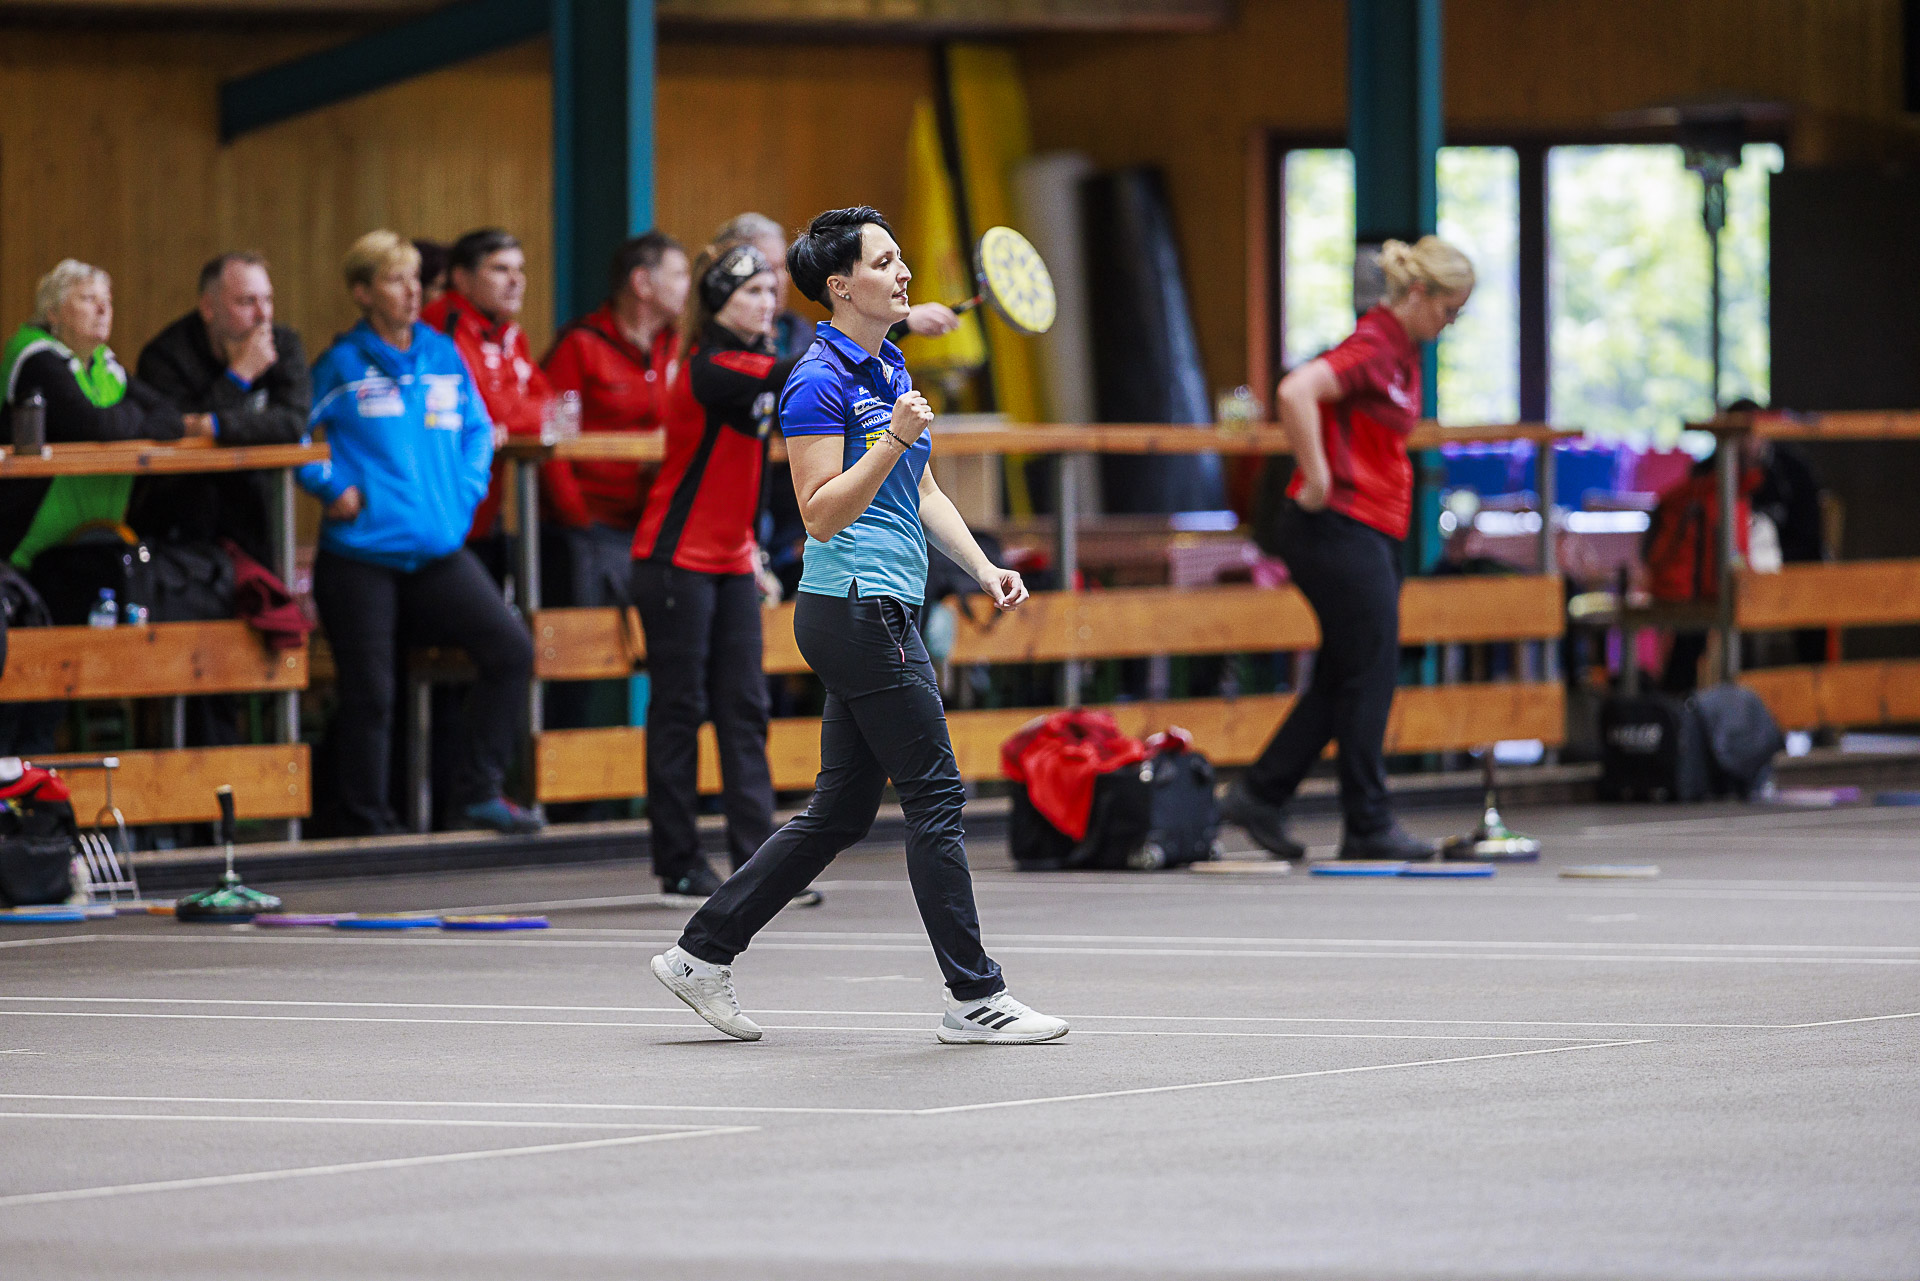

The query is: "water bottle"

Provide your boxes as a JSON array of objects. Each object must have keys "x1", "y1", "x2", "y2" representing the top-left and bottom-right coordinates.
[
  {"x1": 559, "y1": 389, "x2": 582, "y2": 441},
  {"x1": 88, "y1": 589, "x2": 119, "y2": 629},
  {"x1": 122, "y1": 601, "x2": 149, "y2": 628}
]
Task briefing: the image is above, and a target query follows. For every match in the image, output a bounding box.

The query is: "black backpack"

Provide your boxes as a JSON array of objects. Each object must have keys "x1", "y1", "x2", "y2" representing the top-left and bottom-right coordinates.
[
  {"x1": 0, "y1": 762, "x2": 78, "y2": 907},
  {"x1": 1011, "y1": 743, "x2": 1222, "y2": 871},
  {"x1": 1600, "y1": 685, "x2": 1783, "y2": 803}
]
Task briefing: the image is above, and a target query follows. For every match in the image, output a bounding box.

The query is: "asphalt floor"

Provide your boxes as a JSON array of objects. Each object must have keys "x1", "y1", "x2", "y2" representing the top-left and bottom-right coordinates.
[{"x1": 1, "y1": 800, "x2": 1916, "y2": 1279}]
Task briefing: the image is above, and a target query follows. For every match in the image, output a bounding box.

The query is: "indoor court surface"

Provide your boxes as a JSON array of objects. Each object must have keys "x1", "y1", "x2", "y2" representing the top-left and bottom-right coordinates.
[{"x1": 1, "y1": 801, "x2": 1915, "y2": 1280}]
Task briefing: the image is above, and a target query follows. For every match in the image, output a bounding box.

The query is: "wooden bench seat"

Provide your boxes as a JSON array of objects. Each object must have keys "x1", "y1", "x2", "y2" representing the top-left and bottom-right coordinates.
[
  {"x1": 0, "y1": 622, "x2": 305, "y2": 702},
  {"x1": 534, "y1": 681, "x2": 1565, "y2": 802},
  {"x1": 1737, "y1": 561, "x2": 1920, "y2": 630},
  {"x1": 1739, "y1": 660, "x2": 1920, "y2": 730},
  {"x1": 533, "y1": 576, "x2": 1565, "y2": 681},
  {"x1": 38, "y1": 744, "x2": 310, "y2": 826}
]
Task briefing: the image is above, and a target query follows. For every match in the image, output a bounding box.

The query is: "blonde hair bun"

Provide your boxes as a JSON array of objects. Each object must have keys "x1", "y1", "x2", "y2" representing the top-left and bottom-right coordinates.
[{"x1": 1377, "y1": 236, "x2": 1474, "y2": 302}]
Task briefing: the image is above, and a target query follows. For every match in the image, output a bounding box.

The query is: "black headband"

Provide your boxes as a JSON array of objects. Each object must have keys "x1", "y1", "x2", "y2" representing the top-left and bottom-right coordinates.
[{"x1": 700, "y1": 244, "x2": 772, "y2": 315}]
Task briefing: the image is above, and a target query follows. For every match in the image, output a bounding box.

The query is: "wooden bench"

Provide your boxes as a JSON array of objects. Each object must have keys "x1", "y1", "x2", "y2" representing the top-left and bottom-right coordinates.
[
  {"x1": 531, "y1": 576, "x2": 1565, "y2": 802},
  {"x1": 0, "y1": 622, "x2": 311, "y2": 824},
  {"x1": 1734, "y1": 561, "x2": 1920, "y2": 731},
  {"x1": 0, "y1": 436, "x2": 323, "y2": 831}
]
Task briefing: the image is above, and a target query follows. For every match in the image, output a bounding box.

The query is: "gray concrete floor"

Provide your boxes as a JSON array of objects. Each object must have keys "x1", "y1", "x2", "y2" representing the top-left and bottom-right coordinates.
[{"x1": 1, "y1": 801, "x2": 1916, "y2": 1279}]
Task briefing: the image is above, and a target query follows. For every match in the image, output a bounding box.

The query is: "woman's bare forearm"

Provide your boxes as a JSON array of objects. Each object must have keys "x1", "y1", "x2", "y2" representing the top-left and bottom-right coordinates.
[{"x1": 919, "y1": 480, "x2": 996, "y2": 581}]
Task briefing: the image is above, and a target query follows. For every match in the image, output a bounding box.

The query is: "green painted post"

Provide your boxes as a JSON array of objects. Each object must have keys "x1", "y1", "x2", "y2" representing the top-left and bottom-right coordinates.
[
  {"x1": 1349, "y1": 0, "x2": 1443, "y2": 578},
  {"x1": 551, "y1": 0, "x2": 656, "y2": 329}
]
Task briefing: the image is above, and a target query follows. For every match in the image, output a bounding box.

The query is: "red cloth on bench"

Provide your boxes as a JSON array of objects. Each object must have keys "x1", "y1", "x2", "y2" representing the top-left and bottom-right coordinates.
[{"x1": 1001, "y1": 710, "x2": 1150, "y2": 841}]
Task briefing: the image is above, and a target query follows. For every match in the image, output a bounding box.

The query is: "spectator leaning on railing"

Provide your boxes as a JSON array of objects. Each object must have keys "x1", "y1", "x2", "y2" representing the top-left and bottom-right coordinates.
[
  {"x1": 540, "y1": 230, "x2": 690, "y2": 612},
  {"x1": 421, "y1": 227, "x2": 553, "y2": 567},
  {"x1": 298, "y1": 230, "x2": 542, "y2": 838},
  {"x1": 0, "y1": 259, "x2": 199, "y2": 587},
  {"x1": 132, "y1": 252, "x2": 311, "y2": 566}
]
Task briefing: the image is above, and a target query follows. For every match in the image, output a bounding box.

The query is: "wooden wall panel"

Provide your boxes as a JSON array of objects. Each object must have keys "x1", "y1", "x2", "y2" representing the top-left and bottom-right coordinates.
[{"x1": 1017, "y1": 0, "x2": 1906, "y2": 396}]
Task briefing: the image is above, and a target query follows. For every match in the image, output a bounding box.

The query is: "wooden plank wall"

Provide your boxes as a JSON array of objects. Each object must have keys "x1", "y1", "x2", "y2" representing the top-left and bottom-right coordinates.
[
  {"x1": 1016, "y1": 0, "x2": 1907, "y2": 398},
  {"x1": 0, "y1": 30, "x2": 927, "y2": 365}
]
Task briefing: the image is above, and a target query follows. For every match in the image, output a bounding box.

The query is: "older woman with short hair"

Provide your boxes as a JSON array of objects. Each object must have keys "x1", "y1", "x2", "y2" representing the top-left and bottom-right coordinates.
[
  {"x1": 0, "y1": 259, "x2": 203, "y2": 582},
  {"x1": 298, "y1": 230, "x2": 541, "y2": 837}
]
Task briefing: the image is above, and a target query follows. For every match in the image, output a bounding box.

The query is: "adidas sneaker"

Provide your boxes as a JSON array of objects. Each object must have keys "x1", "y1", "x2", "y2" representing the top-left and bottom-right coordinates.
[
  {"x1": 651, "y1": 945, "x2": 762, "y2": 1041},
  {"x1": 937, "y1": 989, "x2": 1069, "y2": 1045}
]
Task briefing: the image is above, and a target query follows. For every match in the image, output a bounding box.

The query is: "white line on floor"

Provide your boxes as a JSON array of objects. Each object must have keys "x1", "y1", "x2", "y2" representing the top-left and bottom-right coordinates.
[
  {"x1": 0, "y1": 1124, "x2": 757, "y2": 1209},
  {"x1": 911, "y1": 1040, "x2": 1657, "y2": 1115},
  {"x1": 1575, "y1": 807, "x2": 1920, "y2": 837},
  {"x1": 0, "y1": 1093, "x2": 913, "y2": 1117},
  {"x1": 0, "y1": 934, "x2": 104, "y2": 950},
  {"x1": 76, "y1": 935, "x2": 1920, "y2": 964},
  {"x1": 0, "y1": 1010, "x2": 1604, "y2": 1040},
  {"x1": 4, "y1": 996, "x2": 1912, "y2": 1031},
  {"x1": 0, "y1": 1112, "x2": 703, "y2": 1130}
]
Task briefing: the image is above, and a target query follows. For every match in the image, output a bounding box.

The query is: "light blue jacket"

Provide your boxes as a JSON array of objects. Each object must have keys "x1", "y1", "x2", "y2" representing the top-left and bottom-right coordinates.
[{"x1": 298, "y1": 320, "x2": 494, "y2": 571}]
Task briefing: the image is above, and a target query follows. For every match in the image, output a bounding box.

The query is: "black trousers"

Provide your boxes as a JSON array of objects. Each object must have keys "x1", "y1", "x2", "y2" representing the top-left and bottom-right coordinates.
[
  {"x1": 681, "y1": 589, "x2": 1004, "y2": 1001},
  {"x1": 1245, "y1": 502, "x2": 1403, "y2": 836},
  {"x1": 314, "y1": 549, "x2": 532, "y2": 835},
  {"x1": 630, "y1": 561, "x2": 774, "y2": 875}
]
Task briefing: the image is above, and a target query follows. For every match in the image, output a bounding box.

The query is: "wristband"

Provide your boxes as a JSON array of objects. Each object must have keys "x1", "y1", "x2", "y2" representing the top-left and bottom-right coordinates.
[{"x1": 884, "y1": 427, "x2": 911, "y2": 450}]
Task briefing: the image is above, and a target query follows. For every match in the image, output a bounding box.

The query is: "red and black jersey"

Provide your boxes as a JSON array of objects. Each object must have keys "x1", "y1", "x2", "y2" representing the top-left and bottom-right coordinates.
[
  {"x1": 1286, "y1": 305, "x2": 1422, "y2": 539},
  {"x1": 540, "y1": 305, "x2": 676, "y2": 530},
  {"x1": 631, "y1": 324, "x2": 797, "y2": 576},
  {"x1": 421, "y1": 290, "x2": 552, "y2": 541}
]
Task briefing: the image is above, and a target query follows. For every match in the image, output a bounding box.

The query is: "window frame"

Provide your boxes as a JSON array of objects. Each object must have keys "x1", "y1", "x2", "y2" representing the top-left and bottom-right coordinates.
[{"x1": 1258, "y1": 123, "x2": 1790, "y2": 425}]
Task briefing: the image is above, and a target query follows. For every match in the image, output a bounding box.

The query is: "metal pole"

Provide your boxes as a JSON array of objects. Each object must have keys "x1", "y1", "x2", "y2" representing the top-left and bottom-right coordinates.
[
  {"x1": 1716, "y1": 430, "x2": 1742, "y2": 681},
  {"x1": 1534, "y1": 438, "x2": 1560, "y2": 682},
  {"x1": 1056, "y1": 453, "x2": 1082, "y2": 708},
  {"x1": 516, "y1": 458, "x2": 544, "y2": 740},
  {"x1": 1708, "y1": 221, "x2": 1723, "y2": 413},
  {"x1": 276, "y1": 467, "x2": 302, "y2": 842}
]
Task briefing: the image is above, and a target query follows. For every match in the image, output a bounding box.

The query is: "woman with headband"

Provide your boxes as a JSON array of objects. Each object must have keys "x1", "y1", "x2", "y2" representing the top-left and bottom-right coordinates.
[{"x1": 630, "y1": 241, "x2": 798, "y2": 900}]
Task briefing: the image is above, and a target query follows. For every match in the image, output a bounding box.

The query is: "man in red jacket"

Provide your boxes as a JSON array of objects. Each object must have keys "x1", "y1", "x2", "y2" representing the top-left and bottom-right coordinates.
[
  {"x1": 421, "y1": 228, "x2": 554, "y2": 562},
  {"x1": 540, "y1": 231, "x2": 690, "y2": 612}
]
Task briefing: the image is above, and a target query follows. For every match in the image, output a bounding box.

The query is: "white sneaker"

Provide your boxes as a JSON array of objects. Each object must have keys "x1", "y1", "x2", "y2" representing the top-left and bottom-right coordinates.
[
  {"x1": 937, "y1": 989, "x2": 1069, "y2": 1045},
  {"x1": 651, "y1": 945, "x2": 762, "y2": 1041}
]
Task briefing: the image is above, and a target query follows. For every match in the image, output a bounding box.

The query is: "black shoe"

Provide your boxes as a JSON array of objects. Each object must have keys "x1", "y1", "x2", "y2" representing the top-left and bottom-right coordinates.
[
  {"x1": 789, "y1": 888, "x2": 824, "y2": 908},
  {"x1": 1337, "y1": 823, "x2": 1436, "y2": 862},
  {"x1": 1217, "y1": 781, "x2": 1306, "y2": 860},
  {"x1": 661, "y1": 861, "x2": 725, "y2": 898}
]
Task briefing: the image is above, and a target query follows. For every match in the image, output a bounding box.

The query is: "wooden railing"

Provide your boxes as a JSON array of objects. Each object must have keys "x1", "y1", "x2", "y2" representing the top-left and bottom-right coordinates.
[
  {"x1": 1693, "y1": 412, "x2": 1920, "y2": 732},
  {"x1": 513, "y1": 422, "x2": 1571, "y2": 806},
  {"x1": 0, "y1": 439, "x2": 323, "y2": 827}
]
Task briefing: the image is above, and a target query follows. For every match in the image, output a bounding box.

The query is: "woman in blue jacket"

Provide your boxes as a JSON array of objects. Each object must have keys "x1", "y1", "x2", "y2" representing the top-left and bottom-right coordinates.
[{"x1": 299, "y1": 230, "x2": 540, "y2": 837}]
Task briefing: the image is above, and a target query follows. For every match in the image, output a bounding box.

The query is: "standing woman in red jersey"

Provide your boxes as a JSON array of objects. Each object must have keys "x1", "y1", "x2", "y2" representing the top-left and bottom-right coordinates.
[
  {"x1": 1220, "y1": 236, "x2": 1474, "y2": 863},
  {"x1": 630, "y1": 243, "x2": 797, "y2": 899}
]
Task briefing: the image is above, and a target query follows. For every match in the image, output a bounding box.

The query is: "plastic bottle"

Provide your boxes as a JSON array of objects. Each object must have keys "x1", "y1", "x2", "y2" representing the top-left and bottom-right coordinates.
[
  {"x1": 11, "y1": 390, "x2": 47, "y2": 455},
  {"x1": 122, "y1": 601, "x2": 149, "y2": 628},
  {"x1": 88, "y1": 589, "x2": 119, "y2": 629}
]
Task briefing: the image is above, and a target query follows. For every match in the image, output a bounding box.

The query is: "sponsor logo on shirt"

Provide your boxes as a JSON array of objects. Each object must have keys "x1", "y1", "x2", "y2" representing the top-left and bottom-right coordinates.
[{"x1": 1387, "y1": 373, "x2": 1418, "y2": 414}]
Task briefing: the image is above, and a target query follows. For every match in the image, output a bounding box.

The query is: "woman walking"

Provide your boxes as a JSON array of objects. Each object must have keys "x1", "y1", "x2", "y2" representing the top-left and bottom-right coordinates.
[
  {"x1": 629, "y1": 241, "x2": 796, "y2": 899},
  {"x1": 652, "y1": 207, "x2": 1067, "y2": 1046},
  {"x1": 1221, "y1": 236, "x2": 1474, "y2": 862}
]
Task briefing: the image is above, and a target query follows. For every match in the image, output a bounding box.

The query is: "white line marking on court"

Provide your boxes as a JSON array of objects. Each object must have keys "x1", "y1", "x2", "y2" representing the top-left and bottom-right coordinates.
[
  {"x1": 0, "y1": 934, "x2": 104, "y2": 950},
  {"x1": 6, "y1": 996, "x2": 1914, "y2": 1031},
  {"x1": 1576, "y1": 807, "x2": 1920, "y2": 837},
  {"x1": 911, "y1": 1040, "x2": 1656, "y2": 1115},
  {"x1": 0, "y1": 1009, "x2": 1604, "y2": 1041},
  {"x1": 76, "y1": 934, "x2": 1920, "y2": 964},
  {"x1": 0, "y1": 1124, "x2": 757, "y2": 1209},
  {"x1": 0, "y1": 1093, "x2": 912, "y2": 1117},
  {"x1": 0, "y1": 1111, "x2": 703, "y2": 1131}
]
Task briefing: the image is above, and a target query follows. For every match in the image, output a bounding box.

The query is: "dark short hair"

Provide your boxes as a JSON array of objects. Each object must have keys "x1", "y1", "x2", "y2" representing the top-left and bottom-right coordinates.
[
  {"x1": 414, "y1": 239, "x2": 450, "y2": 290},
  {"x1": 197, "y1": 252, "x2": 268, "y2": 295},
  {"x1": 608, "y1": 230, "x2": 683, "y2": 297},
  {"x1": 449, "y1": 228, "x2": 521, "y2": 275},
  {"x1": 787, "y1": 206, "x2": 893, "y2": 308}
]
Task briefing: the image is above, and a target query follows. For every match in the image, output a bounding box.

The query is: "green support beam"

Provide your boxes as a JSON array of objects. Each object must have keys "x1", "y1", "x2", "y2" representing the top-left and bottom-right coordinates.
[
  {"x1": 551, "y1": 0, "x2": 656, "y2": 327},
  {"x1": 218, "y1": 0, "x2": 548, "y2": 141},
  {"x1": 1350, "y1": 0, "x2": 1444, "y2": 576}
]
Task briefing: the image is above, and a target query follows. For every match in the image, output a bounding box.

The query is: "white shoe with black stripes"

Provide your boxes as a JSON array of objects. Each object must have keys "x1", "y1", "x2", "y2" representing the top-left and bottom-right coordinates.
[{"x1": 937, "y1": 989, "x2": 1069, "y2": 1045}]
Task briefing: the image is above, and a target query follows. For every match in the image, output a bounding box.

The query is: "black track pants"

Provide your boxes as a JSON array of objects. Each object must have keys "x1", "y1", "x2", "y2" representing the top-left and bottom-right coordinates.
[
  {"x1": 1244, "y1": 501, "x2": 1404, "y2": 836},
  {"x1": 680, "y1": 588, "x2": 1004, "y2": 1001}
]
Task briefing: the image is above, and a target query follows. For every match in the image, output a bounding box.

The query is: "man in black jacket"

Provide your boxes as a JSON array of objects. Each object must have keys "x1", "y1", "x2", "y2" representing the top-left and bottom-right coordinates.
[{"x1": 133, "y1": 253, "x2": 310, "y2": 565}]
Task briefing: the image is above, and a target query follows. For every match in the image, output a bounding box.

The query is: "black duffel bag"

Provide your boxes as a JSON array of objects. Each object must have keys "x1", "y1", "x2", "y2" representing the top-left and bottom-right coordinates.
[{"x1": 0, "y1": 760, "x2": 78, "y2": 907}]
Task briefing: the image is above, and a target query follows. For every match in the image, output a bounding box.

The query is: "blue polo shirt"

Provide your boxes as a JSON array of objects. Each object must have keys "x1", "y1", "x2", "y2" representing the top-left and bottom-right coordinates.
[{"x1": 780, "y1": 324, "x2": 930, "y2": 604}]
